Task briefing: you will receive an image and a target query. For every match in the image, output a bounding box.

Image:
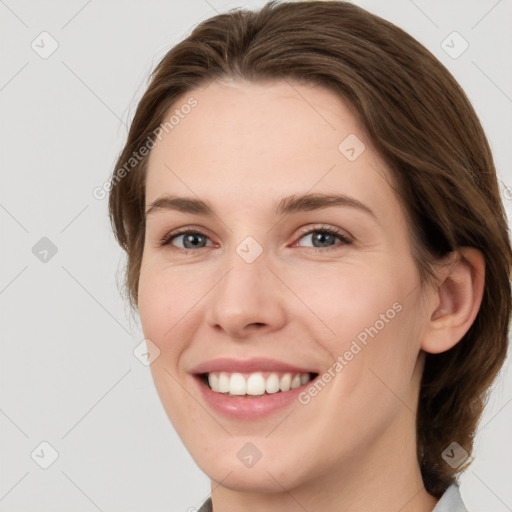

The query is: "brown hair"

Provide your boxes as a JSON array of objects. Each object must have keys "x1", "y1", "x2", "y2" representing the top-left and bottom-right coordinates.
[{"x1": 108, "y1": 0, "x2": 512, "y2": 497}]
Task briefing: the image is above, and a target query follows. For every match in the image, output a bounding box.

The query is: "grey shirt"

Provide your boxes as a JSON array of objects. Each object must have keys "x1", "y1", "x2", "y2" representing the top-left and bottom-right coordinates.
[{"x1": 197, "y1": 483, "x2": 468, "y2": 511}]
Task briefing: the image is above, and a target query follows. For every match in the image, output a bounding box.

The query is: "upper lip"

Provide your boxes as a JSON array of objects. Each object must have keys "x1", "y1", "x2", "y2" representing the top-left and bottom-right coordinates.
[{"x1": 190, "y1": 357, "x2": 318, "y2": 375}]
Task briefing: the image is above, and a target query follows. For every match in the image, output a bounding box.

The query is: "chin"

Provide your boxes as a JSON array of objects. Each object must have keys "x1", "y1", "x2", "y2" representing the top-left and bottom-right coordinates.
[
  {"x1": 198, "y1": 456, "x2": 304, "y2": 494},
  {"x1": 183, "y1": 435, "x2": 300, "y2": 488}
]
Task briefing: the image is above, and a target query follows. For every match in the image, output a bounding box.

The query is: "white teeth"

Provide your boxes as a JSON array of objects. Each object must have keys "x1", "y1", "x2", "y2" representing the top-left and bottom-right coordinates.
[
  {"x1": 265, "y1": 373, "x2": 280, "y2": 394},
  {"x1": 218, "y1": 372, "x2": 229, "y2": 393},
  {"x1": 206, "y1": 371, "x2": 313, "y2": 396},
  {"x1": 208, "y1": 372, "x2": 219, "y2": 391},
  {"x1": 229, "y1": 373, "x2": 247, "y2": 395},
  {"x1": 279, "y1": 374, "x2": 291, "y2": 392},
  {"x1": 246, "y1": 372, "x2": 266, "y2": 395}
]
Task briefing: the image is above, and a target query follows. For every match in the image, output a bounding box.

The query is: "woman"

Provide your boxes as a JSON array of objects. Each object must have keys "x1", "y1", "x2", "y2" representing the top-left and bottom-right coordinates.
[{"x1": 108, "y1": 1, "x2": 512, "y2": 510}]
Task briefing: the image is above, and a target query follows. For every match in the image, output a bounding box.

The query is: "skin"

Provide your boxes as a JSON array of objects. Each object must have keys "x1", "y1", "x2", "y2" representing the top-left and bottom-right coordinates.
[{"x1": 138, "y1": 78, "x2": 485, "y2": 512}]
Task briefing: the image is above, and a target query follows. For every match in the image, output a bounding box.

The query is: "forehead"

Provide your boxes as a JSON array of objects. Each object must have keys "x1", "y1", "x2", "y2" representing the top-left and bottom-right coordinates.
[
  {"x1": 145, "y1": 78, "x2": 401, "y2": 223},
  {"x1": 148, "y1": 78, "x2": 364, "y2": 170}
]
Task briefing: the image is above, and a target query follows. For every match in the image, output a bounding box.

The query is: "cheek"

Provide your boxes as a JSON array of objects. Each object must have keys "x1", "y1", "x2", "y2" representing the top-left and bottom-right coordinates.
[
  {"x1": 137, "y1": 264, "x2": 205, "y2": 431},
  {"x1": 137, "y1": 261, "x2": 205, "y2": 343},
  {"x1": 291, "y1": 262, "x2": 402, "y2": 344},
  {"x1": 137, "y1": 263, "x2": 188, "y2": 378},
  {"x1": 137, "y1": 265, "x2": 167, "y2": 341},
  {"x1": 298, "y1": 259, "x2": 420, "y2": 401}
]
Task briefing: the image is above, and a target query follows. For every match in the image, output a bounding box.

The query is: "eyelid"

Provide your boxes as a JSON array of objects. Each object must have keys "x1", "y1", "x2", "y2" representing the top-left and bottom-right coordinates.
[
  {"x1": 293, "y1": 224, "x2": 352, "y2": 244},
  {"x1": 290, "y1": 225, "x2": 352, "y2": 253},
  {"x1": 158, "y1": 225, "x2": 215, "y2": 249},
  {"x1": 159, "y1": 223, "x2": 352, "y2": 252}
]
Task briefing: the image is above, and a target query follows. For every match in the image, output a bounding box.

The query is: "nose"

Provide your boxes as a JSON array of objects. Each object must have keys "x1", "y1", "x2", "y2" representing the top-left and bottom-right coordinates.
[{"x1": 205, "y1": 251, "x2": 288, "y2": 339}]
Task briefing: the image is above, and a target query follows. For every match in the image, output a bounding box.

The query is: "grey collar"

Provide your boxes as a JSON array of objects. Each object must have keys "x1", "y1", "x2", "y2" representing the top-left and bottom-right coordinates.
[{"x1": 432, "y1": 483, "x2": 468, "y2": 512}]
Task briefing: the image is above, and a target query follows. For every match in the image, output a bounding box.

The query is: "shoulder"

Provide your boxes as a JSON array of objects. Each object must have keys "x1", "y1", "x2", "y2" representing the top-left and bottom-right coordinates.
[{"x1": 432, "y1": 483, "x2": 469, "y2": 512}]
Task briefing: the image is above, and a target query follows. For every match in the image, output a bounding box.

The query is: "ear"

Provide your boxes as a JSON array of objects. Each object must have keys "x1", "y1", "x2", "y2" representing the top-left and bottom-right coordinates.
[{"x1": 421, "y1": 247, "x2": 485, "y2": 354}]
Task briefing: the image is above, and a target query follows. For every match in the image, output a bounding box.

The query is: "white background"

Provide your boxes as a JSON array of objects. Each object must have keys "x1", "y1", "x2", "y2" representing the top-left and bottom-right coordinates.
[{"x1": 0, "y1": 0, "x2": 511, "y2": 510}]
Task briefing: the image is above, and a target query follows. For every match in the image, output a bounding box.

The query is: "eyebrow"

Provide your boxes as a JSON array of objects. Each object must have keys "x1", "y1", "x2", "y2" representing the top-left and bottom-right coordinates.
[{"x1": 145, "y1": 192, "x2": 376, "y2": 219}]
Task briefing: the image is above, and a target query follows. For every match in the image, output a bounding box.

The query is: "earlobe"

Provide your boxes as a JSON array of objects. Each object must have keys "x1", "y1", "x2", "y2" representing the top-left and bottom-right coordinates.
[{"x1": 421, "y1": 247, "x2": 485, "y2": 354}]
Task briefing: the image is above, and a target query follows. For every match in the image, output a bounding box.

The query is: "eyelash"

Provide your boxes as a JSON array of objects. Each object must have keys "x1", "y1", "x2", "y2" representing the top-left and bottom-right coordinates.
[{"x1": 158, "y1": 224, "x2": 351, "y2": 255}]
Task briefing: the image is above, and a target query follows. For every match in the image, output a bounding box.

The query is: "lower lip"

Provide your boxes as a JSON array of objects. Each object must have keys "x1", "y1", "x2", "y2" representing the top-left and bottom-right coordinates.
[{"x1": 193, "y1": 375, "x2": 315, "y2": 420}]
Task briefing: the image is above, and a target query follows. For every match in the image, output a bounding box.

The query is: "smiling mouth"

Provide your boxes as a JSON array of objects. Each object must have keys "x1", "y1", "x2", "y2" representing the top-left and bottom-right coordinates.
[{"x1": 198, "y1": 371, "x2": 319, "y2": 398}]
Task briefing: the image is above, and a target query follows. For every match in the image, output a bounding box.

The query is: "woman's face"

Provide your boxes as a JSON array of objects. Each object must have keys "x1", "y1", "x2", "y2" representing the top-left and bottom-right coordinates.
[{"x1": 138, "y1": 78, "x2": 431, "y2": 493}]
